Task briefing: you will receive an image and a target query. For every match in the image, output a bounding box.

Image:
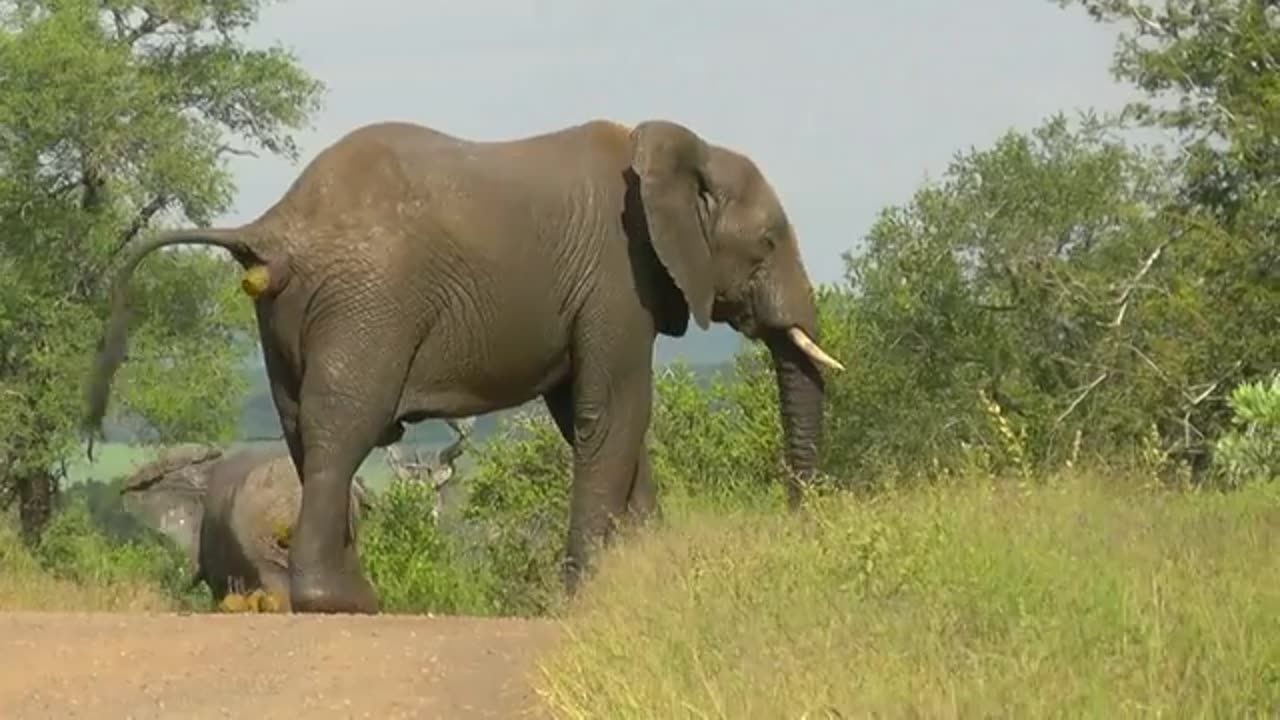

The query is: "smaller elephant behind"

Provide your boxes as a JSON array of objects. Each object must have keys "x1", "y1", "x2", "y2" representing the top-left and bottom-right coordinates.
[
  {"x1": 120, "y1": 443, "x2": 226, "y2": 574},
  {"x1": 120, "y1": 442, "x2": 370, "y2": 612}
]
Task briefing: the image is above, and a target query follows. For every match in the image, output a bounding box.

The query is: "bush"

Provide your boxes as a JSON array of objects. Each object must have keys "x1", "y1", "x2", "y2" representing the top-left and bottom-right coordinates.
[
  {"x1": 33, "y1": 493, "x2": 203, "y2": 605},
  {"x1": 536, "y1": 468, "x2": 1280, "y2": 718},
  {"x1": 0, "y1": 514, "x2": 180, "y2": 612},
  {"x1": 459, "y1": 406, "x2": 573, "y2": 617},
  {"x1": 1214, "y1": 372, "x2": 1280, "y2": 489},
  {"x1": 0, "y1": 483, "x2": 203, "y2": 612},
  {"x1": 360, "y1": 477, "x2": 492, "y2": 614}
]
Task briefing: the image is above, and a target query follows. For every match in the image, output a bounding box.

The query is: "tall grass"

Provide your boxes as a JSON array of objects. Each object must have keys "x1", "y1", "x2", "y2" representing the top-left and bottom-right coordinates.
[
  {"x1": 536, "y1": 469, "x2": 1280, "y2": 718},
  {"x1": 0, "y1": 518, "x2": 181, "y2": 612}
]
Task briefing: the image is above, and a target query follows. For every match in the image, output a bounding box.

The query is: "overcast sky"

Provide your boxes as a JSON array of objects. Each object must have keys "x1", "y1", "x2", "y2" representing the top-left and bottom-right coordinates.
[{"x1": 216, "y1": 0, "x2": 1138, "y2": 290}]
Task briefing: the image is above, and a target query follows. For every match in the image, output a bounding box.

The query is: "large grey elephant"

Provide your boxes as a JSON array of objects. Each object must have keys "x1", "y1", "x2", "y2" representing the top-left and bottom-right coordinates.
[
  {"x1": 121, "y1": 442, "x2": 368, "y2": 611},
  {"x1": 84, "y1": 118, "x2": 844, "y2": 615}
]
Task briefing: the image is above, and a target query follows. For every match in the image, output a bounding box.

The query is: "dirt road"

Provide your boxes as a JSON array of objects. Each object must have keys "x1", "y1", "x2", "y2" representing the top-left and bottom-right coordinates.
[{"x1": 0, "y1": 612, "x2": 560, "y2": 719}]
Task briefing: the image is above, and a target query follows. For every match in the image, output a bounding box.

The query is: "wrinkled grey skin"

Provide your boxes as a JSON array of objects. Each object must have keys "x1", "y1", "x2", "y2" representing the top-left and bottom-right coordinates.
[
  {"x1": 84, "y1": 118, "x2": 840, "y2": 615},
  {"x1": 121, "y1": 443, "x2": 368, "y2": 610},
  {"x1": 120, "y1": 443, "x2": 223, "y2": 573}
]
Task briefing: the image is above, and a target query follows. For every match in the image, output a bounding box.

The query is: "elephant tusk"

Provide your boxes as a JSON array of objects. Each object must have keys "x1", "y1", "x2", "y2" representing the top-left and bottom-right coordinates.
[
  {"x1": 786, "y1": 327, "x2": 846, "y2": 372},
  {"x1": 241, "y1": 265, "x2": 272, "y2": 298}
]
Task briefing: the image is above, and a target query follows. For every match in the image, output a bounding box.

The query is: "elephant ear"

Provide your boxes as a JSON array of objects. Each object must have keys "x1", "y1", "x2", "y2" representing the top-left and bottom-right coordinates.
[{"x1": 630, "y1": 121, "x2": 716, "y2": 331}]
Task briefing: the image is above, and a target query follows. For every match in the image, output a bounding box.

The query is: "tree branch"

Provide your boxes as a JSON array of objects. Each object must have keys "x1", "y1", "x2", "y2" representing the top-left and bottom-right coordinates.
[
  {"x1": 115, "y1": 194, "x2": 170, "y2": 257},
  {"x1": 72, "y1": 195, "x2": 170, "y2": 302},
  {"x1": 1055, "y1": 371, "x2": 1109, "y2": 425},
  {"x1": 1107, "y1": 240, "x2": 1168, "y2": 328},
  {"x1": 216, "y1": 143, "x2": 259, "y2": 160}
]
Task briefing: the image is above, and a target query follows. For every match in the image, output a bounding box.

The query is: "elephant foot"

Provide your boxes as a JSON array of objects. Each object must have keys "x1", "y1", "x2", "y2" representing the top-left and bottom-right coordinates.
[
  {"x1": 561, "y1": 555, "x2": 588, "y2": 600},
  {"x1": 289, "y1": 567, "x2": 379, "y2": 615}
]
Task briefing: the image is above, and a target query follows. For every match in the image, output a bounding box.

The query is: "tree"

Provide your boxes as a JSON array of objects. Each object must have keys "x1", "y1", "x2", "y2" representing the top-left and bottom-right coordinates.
[
  {"x1": 0, "y1": 0, "x2": 323, "y2": 541},
  {"x1": 825, "y1": 114, "x2": 1191, "y2": 478},
  {"x1": 1057, "y1": 0, "x2": 1280, "y2": 469}
]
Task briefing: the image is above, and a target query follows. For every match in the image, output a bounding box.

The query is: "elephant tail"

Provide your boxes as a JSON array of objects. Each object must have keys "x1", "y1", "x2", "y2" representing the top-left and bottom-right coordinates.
[{"x1": 81, "y1": 228, "x2": 270, "y2": 460}]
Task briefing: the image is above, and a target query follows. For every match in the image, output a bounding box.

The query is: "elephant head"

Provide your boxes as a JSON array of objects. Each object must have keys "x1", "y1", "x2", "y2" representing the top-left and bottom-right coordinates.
[
  {"x1": 118, "y1": 443, "x2": 223, "y2": 570},
  {"x1": 630, "y1": 121, "x2": 843, "y2": 503}
]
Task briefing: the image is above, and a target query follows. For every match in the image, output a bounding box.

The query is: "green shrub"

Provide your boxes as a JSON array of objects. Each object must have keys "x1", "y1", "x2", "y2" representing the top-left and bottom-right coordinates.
[
  {"x1": 460, "y1": 406, "x2": 572, "y2": 617},
  {"x1": 1214, "y1": 371, "x2": 1280, "y2": 488},
  {"x1": 31, "y1": 493, "x2": 203, "y2": 608},
  {"x1": 0, "y1": 512, "x2": 181, "y2": 611},
  {"x1": 649, "y1": 359, "x2": 784, "y2": 503},
  {"x1": 360, "y1": 477, "x2": 491, "y2": 614}
]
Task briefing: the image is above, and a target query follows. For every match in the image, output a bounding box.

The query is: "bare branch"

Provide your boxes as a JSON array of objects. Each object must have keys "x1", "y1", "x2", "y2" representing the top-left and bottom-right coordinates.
[
  {"x1": 126, "y1": 11, "x2": 164, "y2": 45},
  {"x1": 382, "y1": 418, "x2": 475, "y2": 524},
  {"x1": 383, "y1": 445, "x2": 416, "y2": 484},
  {"x1": 1128, "y1": 5, "x2": 1169, "y2": 37},
  {"x1": 1187, "y1": 360, "x2": 1243, "y2": 406},
  {"x1": 117, "y1": 195, "x2": 170, "y2": 253},
  {"x1": 1055, "y1": 372, "x2": 1109, "y2": 425},
  {"x1": 1107, "y1": 241, "x2": 1168, "y2": 328},
  {"x1": 216, "y1": 144, "x2": 260, "y2": 160}
]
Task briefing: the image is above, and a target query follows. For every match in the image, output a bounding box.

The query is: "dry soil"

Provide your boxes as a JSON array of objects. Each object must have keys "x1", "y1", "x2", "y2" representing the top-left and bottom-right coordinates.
[{"x1": 0, "y1": 611, "x2": 559, "y2": 719}]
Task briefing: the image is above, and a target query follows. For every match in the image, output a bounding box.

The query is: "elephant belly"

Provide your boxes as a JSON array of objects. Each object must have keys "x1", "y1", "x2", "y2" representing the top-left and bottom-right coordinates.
[{"x1": 397, "y1": 326, "x2": 572, "y2": 420}]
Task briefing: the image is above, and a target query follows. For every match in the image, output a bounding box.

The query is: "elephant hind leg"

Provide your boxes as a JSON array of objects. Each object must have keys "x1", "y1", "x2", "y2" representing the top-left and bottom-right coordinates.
[{"x1": 287, "y1": 329, "x2": 411, "y2": 615}]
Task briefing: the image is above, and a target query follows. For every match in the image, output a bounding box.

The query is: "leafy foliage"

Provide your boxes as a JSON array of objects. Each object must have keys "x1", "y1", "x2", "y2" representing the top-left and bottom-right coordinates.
[
  {"x1": 360, "y1": 477, "x2": 492, "y2": 614},
  {"x1": 1213, "y1": 372, "x2": 1280, "y2": 488},
  {"x1": 817, "y1": 115, "x2": 1180, "y2": 479},
  {"x1": 457, "y1": 407, "x2": 572, "y2": 616},
  {"x1": 0, "y1": 0, "x2": 323, "y2": 537}
]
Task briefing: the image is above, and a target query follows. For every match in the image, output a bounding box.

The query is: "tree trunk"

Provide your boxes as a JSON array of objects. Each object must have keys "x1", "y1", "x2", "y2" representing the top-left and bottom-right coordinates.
[{"x1": 16, "y1": 469, "x2": 56, "y2": 545}]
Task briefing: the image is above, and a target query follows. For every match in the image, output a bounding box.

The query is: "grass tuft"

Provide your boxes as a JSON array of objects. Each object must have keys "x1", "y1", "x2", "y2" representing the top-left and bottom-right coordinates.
[
  {"x1": 536, "y1": 469, "x2": 1280, "y2": 718},
  {"x1": 0, "y1": 520, "x2": 179, "y2": 612}
]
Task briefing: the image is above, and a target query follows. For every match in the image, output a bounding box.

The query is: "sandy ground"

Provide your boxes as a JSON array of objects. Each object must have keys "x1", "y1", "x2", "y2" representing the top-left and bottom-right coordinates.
[{"x1": 0, "y1": 611, "x2": 560, "y2": 719}]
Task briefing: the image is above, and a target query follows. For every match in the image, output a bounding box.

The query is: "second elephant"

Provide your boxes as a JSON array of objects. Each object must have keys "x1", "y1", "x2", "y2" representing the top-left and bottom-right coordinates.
[{"x1": 121, "y1": 443, "x2": 369, "y2": 611}]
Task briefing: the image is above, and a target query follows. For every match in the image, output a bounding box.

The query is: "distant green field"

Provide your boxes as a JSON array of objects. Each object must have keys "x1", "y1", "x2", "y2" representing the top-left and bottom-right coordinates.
[{"x1": 64, "y1": 440, "x2": 469, "y2": 492}]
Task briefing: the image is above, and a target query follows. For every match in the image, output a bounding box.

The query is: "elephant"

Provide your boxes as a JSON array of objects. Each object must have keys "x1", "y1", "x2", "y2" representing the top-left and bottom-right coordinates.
[
  {"x1": 119, "y1": 443, "x2": 224, "y2": 573},
  {"x1": 120, "y1": 442, "x2": 370, "y2": 611},
  {"x1": 83, "y1": 117, "x2": 845, "y2": 615}
]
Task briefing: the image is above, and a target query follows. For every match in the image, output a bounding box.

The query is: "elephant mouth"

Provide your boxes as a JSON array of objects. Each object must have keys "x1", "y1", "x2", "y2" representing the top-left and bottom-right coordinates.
[{"x1": 712, "y1": 297, "x2": 756, "y2": 336}]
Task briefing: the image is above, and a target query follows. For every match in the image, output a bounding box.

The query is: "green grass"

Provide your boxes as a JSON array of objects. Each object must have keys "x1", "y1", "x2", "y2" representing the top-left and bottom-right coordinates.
[
  {"x1": 536, "y1": 469, "x2": 1280, "y2": 718},
  {"x1": 0, "y1": 514, "x2": 185, "y2": 612}
]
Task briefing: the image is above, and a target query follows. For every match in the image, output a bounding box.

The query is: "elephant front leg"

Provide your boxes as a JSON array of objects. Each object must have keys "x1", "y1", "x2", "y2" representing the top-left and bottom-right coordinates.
[
  {"x1": 560, "y1": 361, "x2": 654, "y2": 598},
  {"x1": 543, "y1": 382, "x2": 657, "y2": 527}
]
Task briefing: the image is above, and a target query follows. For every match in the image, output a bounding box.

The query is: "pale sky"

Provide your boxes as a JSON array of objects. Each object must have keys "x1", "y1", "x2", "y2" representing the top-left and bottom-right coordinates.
[{"x1": 215, "y1": 1, "x2": 1139, "y2": 360}]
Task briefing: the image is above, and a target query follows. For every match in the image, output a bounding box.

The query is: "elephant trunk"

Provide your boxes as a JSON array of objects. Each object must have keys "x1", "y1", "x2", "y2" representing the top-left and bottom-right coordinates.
[
  {"x1": 754, "y1": 235, "x2": 839, "y2": 507},
  {"x1": 766, "y1": 332, "x2": 826, "y2": 508}
]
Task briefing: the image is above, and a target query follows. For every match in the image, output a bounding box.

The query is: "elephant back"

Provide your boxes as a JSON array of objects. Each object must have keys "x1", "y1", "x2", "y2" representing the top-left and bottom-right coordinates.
[{"x1": 122, "y1": 443, "x2": 223, "y2": 493}]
